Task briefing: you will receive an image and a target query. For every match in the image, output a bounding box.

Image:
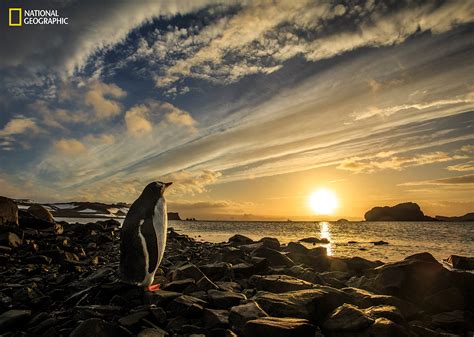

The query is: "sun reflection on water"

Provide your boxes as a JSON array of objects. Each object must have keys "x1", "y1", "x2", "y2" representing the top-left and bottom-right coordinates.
[{"x1": 319, "y1": 221, "x2": 332, "y2": 256}]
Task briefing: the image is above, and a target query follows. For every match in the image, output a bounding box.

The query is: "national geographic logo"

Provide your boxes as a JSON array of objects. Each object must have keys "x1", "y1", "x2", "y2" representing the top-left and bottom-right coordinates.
[{"x1": 8, "y1": 8, "x2": 69, "y2": 26}]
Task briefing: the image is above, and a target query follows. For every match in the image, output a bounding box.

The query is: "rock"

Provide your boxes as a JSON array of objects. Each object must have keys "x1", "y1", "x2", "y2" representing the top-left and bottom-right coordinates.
[
  {"x1": 364, "y1": 202, "x2": 434, "y2": 221},
  {"x1": 344, "y1": 256, "x2": 383, "y2": 273},
  {"x1": 137, "y1": 327, "x2": 169, "y2": 337},
  {"x1": 70, "y1": 318, "x2": 132, "y2": 337},
  {"x1": 229, "y1": 301, "x2": 268, "y2": 332},
  {"x1": 24, "y1": 255, "x2": 53, "y2": 265},
  {"x1": 0, "y1": 196, "x2": 18, "y2": 226},
  {"x1": 162, "y1": 278, "x2": 195, "y2": 292},
  {"x1": 167, "y1": 295, "x2": 207, "y2": 318},
  {"x1": 231, "y1": 262, "x2": 255, "y2": 279},
  {"x1": 285, "y1": 242, "x2": 308, "y2": 255},
  {"x1": 364, "y1": 305, "x2": 405, "y2": 325},
  {"x1": 444, "y1": 255, "x2": 474, "y2": 270},
  {"x1": 0, "y1": 309, "x2": 31, "y2": 331},
  {"x1": 248, "y1": 274, "x2": 316, "y2": 293},
  {"x1": 170, "y1": 263, "x2": 206, "y2": 281},
  {"x1": 146, "y1": 290, "x2": 181, "y2": 305},
  {"x1": 202, "y1": 308, "x2": 229, "y2": 328},
  {"x1": 431, "y1": 310, "x2": 469, "y2": 330},
  {"x1": 27, "y1": 204, "x2": 54, "y2": 223},
  {"x1": 373, "y1": 253, "x2": 451, "y2": 304},
  {"x1": 200, "y1": 262, "x2": 233, "y2": 281},
  {"x1": 208, "y1": 289, "x2": 246, "y2": 309},
  {"x1": 118, "y1": 311, "x2": 149, "y2": 327},
  {"x1": 196, "y1": 275, "x2": 219, "y2": 290},
  {"x1": 322, "y1": 304, "x2": 374, "y2": 332},
  {"x1": 423, "y1": 287, "x2": 465, "y2": 313},
  {"x1": 368, "y1": 317, "x2": 409, "y2": 337},
  {"x1": 342, "y1": 287, "x2": 419, "y2": 320},
  {"x1": 258, "y1": 237, "x2": 280, "y2": 250},
  {"x1": 254, "y1": 287, "x2": 350, "y2": 323},
  {"x1": 244, "y1": 317, "x2": 316, "y2": 337},
  {"x1": 253, "y1": 246, "x2": 294, "y2": 267},
  {"x1": 228, "y1": 234, "x2": 254, "y2": 245},
  {"x1": 371, "y1": 240, "x2": 389, "y2": 245},
  {"x1": 299, "y1": 237, "x2": 330, "y2": 244},
  {"x1": 0, "y1": 232, "x2": 22, "y2": 248}
]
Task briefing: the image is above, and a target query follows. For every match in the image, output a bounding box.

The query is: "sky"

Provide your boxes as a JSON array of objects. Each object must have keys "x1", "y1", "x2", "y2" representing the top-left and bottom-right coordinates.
[{"x1": 0, "y1": 0, "x2": 473, "y2": 220}]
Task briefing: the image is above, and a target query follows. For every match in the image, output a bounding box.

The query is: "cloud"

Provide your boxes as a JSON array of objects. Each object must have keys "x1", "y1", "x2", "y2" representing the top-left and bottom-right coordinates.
[
  {"x1": 164, "y1": 105, "x2": 197, "y2": 131},
  {"x1": 84, "y1": 81, "x2": 126, "y2": 119},
  {"x1": 446, "y1": 162, "x2": 474, "y2": 172},
  {"x1": 162, "y1": 170, "x2": 222, "y2": 195},
  {"x1": 337, "y1": 151, "x2": 467, "y2": 173},
  {"x1": 125, "y1": 104, "x2": 153, "y2": 136},
  {"x1": 125, "y1": 100, "x2": 197, "y2": 136},
  {"x1": 84, "y1": 134, "x2": 116, "y2": 145},
  {"x1": 401, "y1": 174, "x2": 474, "y2": 186},
  {"x1": 146, "y1": 0, "x2": 474, "y2": 90},
  {"x1": 0, "y1": 117, "x2": 39, "y2": 137},
  {"x1": 54, "y1": 138, "x2": 88, "y2": 155}
]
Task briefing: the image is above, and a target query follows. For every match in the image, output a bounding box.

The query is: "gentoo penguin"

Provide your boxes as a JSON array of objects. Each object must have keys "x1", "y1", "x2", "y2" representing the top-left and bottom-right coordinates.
[{"x1": 119, "y1": 181, "x2": 172, "y2": 291}]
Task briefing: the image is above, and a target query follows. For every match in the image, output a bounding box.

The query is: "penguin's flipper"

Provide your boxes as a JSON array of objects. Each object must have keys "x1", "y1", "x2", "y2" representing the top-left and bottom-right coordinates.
[{"x1": 141, "y1": 218, "x2": 159, "y2": 273}]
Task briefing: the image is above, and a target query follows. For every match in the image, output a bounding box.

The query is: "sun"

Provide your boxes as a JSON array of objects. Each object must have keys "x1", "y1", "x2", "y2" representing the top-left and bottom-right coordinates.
[{"x1": 309, "y1": 188, "x2": 338, "y2": 215}]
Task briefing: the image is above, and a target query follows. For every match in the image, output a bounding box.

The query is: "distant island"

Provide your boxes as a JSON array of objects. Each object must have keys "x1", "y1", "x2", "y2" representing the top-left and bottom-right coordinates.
[
  {"x1": 13, "y1": 199, "x2": 182, "y2": 221},
  {"x1": 365, "y1": 202, "x2": 473, "y2": 222}
]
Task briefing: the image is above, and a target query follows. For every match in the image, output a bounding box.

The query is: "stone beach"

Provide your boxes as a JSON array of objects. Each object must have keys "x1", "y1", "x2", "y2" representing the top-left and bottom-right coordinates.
[{"x1": 0, "y1": 200, "x2": 473, "y2": 337}]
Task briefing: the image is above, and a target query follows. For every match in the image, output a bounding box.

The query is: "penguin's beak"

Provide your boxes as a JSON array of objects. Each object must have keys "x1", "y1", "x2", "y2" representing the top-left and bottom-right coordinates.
[{"x1": 163, "y1": 182, "x2": 173, "y2": 190}]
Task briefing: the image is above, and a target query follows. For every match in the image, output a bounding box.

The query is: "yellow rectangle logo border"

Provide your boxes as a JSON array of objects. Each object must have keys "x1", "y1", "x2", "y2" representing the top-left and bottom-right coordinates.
[{"x1": 9, "y1": 8, "x2": 23, "y2": 27}]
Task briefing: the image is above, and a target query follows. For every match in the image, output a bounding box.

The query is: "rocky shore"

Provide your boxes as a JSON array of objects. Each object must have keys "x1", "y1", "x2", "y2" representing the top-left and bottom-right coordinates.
[{"x1": 1, "y1": 204, "x2": 473, "y2": 336}]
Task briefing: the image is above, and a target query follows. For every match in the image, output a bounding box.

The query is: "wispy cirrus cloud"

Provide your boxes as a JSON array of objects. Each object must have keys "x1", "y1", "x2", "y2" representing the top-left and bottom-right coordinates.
[{"x1": 400, "y1": 174, "x2": 474, "y2": 186}]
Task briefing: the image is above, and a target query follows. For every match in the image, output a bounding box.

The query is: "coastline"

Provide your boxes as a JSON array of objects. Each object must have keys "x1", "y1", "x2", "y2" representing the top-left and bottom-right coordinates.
[{"x1": 1, "y1": 218, "x2": 473, "y2": 336}]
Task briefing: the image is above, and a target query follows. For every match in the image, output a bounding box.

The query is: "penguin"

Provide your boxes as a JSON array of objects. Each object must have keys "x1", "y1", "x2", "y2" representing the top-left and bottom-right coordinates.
[{"x1": 119, "y1": 181, "x2": 172, "y2": 291}]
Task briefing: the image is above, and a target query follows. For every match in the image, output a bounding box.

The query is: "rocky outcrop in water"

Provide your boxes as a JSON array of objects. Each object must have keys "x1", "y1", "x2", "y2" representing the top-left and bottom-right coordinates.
[
  {"x1": 0, "y1": 209, "x2": 473, "y2": 336},
  {"x1": 364, "y1": 202, "x2": 436, "y2": 221}
]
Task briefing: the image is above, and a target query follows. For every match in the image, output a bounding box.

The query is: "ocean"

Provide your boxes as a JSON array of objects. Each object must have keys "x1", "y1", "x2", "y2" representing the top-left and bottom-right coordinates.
[{"x1": 56, "y1": 218, "x2": 473, "y2": 263}]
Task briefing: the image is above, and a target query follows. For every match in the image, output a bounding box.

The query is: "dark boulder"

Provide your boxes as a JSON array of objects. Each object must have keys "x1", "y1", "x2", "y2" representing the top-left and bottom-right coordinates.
[
  {"x1": 70, "y1": 318, "x2": 132, "y2": 337},
  {"x1": 27, "y1": 204, "x2": 55, "y2": 223},
  {"x1": 0, "y1": 196, "x2": 18, "y2": 227},
  {"x1": 444, "y1": 255, "x2": 474, "y2": 270},
  {"x1": 248, "y1": 274, "x2": 316, "y2": 293}
]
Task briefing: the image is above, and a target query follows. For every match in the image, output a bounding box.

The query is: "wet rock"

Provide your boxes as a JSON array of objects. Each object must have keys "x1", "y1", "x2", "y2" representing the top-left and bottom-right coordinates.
[
  {"x1": 229, "y1": 301, "x2": 268, "y2": 332},
  {"x1": 431, "y1": 310, "x2": 470, "y2": 330},
  {"x1": 444, "y1": 255, "x2": 474, "y2": 270},
  {"x1": 228, "y1": 234, "x2": 254, "y2": 245},
  {"x1": 208, "y1": 289, "x2": 246, "y2": 309},
  {"x1": 0, "y1": 309, "x2": 31, "y2": 331},
  {"x1": 253, "y1": 246, "x2": 294, "y2": 267},
  {"x1": 244, "y1": 317, "x2": 316, "y2": 337},
  {"x1": 0, "y1": 196, "x2": 18, "y2": 226},
  {"x1": 258, "y1": 237, "x2": 280, "y2": 250},
  {"x1": 285, "y1": 242, "x2": 308, "y2": 255},
  {"x1": 70, "y1": 318, "x2": 132, "y2": 337},
  {"x1": 322, "y1": 304, "x2": 374, "y2": 332},
  {"x1": 137, "y1": 327, "x2": 169, "y2": 336},
  {"x1": 372, "y1": 240, "x2": 389, "y2": 245},
  {"x1": 202, "y1": 308, "x2": 229, "y2": 328},
  {"x1": 0, "y1": 232, "x2": 22, "y2": 248},
  {"x1": 248, "y1": 274, "x2": 316, "y2": 293},
  {"x1": 299, "y1": 237, "x2": 330, "y2": 244},
  {"x1": 27, "y1": 204, "x2": 54, "y2": 223},
  {"x1": 145, "y1": 290, "x2": 181, "y2": 305},
  {"x1": 216, "y1": 281, "x2": 241, "y2": 293},
  {"x1": 368, "y1": 317, "x2": 410, "y2": 337}
]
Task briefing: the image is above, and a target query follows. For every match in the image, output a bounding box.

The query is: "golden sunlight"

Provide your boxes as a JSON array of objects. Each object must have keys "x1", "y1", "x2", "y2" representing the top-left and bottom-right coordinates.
[{"x1": 309, "y1": 188, "x2": 338, "y2": 215}]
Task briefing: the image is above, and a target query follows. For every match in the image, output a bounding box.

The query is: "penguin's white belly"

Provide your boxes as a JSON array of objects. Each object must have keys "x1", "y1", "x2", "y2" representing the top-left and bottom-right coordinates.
[{"x1": 153, "y1": 198, "x2": 168, "y2": 268}]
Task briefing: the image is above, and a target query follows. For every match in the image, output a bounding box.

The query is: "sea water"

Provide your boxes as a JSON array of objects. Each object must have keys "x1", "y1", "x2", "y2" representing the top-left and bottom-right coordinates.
[{"x1": 56, "y1": 217, "x2": 473, "y2": 262}]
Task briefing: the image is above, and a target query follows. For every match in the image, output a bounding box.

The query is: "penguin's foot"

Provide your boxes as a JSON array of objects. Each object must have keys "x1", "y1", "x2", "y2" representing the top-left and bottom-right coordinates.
[{"x1": 146, "y1": 284, "x2": 161, "y2": 292}]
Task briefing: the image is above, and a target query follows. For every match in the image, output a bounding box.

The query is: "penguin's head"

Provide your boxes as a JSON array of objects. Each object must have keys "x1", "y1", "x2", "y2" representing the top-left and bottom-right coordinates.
[{"x1": 142, "y1": 181, "x2": 173, "y2": 199}]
